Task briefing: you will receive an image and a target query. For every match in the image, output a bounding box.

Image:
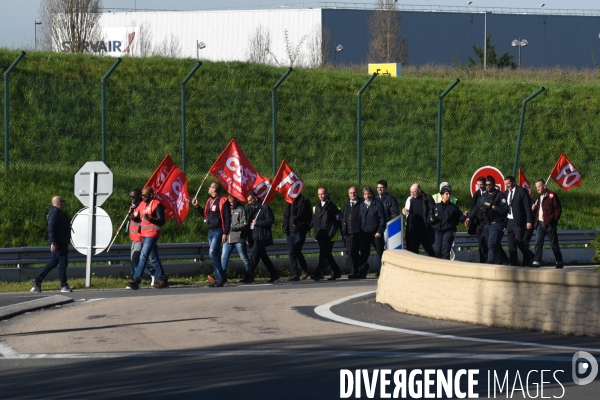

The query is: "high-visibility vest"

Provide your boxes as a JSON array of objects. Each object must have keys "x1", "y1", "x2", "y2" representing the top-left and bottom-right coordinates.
[
  {"x1": 432, "y1": 193, "x2": 457, "y2": 204},
  {"x1": 140, "y1": 199, "x2": 162, "y2": 238},
  {"x1": 128, "y1": 203, "x2": 143, "y2": 242}
]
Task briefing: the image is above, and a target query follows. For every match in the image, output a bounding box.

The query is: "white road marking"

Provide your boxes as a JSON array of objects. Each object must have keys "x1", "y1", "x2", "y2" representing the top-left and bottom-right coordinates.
[{"x1": 314, "y1": 291, "x2": 600, "y2": 354}]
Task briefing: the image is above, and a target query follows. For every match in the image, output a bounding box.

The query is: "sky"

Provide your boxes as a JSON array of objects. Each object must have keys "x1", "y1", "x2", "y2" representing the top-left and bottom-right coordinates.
[{"x1": 1, "y1": 1, "x2": 599, "y2": 50}]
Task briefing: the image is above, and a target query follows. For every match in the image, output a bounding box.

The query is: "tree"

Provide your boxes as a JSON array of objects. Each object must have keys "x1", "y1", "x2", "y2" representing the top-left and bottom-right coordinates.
[
  {"x1": 38, "y1": 0, "x2": 103, "y2": 53},
  {"x1": 269, "y1": 29, "x2": 307, "y2": 68},
  {"x1": 468, "y1": 33, "x2": 515, "y2": 69},
  {"x1": 246, "y1": 24, "x2": 272, "y2": 64},
  {"x1": 367, "y1": 0, "x2": 407, "y2": 63},
  {"x1": 306, "y1": 25, "x2": 331, "y2": 68},
  {"x1": 153, "y1": 33, "x2": 181, "y2": 58}
]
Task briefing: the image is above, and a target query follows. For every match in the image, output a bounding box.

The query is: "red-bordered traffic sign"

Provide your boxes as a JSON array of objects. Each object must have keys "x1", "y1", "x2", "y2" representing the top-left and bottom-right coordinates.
[{"x1": 470, "y1": 166, "x2": 505, "y2": 196}]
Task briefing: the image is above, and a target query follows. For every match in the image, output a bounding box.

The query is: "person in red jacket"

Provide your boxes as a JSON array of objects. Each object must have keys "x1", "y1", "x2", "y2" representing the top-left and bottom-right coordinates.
[{"x1": 531, "y1": 179, "x2": 564, "y2": 268}]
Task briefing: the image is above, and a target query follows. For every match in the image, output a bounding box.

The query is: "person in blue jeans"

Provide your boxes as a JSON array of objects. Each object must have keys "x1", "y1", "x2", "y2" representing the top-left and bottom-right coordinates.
[
  {"x1": 31, "y1": 196, "x2": 72, "y2": 293},
  {"x1": 221, "y1": 194, "x2": 250, "y2": 284},
  {"x1": 192, "y1": 182, "x2": 231, "y2": 287}
]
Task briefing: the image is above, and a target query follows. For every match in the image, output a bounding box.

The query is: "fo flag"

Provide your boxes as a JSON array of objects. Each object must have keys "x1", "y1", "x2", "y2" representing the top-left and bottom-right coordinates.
[
  {"x1": 155, "y1": 166, "x2": 190, "y2": 227},
  {"x1": 550, "y1": 153, "x2": 582, "y2": 191},
  {"x1": 518, "y1": 169, "x2": 532, "y2": 197},
  {"x1": 146, "y1": 155, "x2": 174, "y2": 192},
  {"x1": 209, "y1": 139, "x2": 260, "y2": 203},
  {"x1": 271, "y1": 160, "x2": 304, "y2": 204},
  {"x1": 253, "y1": 173, "x2": 273, "y2": 203}
]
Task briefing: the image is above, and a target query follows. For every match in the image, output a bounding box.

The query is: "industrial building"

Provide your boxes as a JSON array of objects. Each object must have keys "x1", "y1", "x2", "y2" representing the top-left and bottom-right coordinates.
[{"x1": 95, "y1": 4, "x2": 600, "y2": 68}]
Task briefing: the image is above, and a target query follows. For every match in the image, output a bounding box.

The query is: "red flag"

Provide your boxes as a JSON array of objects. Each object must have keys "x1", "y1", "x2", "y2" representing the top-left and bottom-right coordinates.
[
  {"x1": 253, "y1": 173, "x2": 273, "y2": 203},
  {"x1": 209, "y1": 139, "x2": 261, "y2": 203},
  {"x1": 271, "y1": 160, "x2": 304, "y2": 204},
  {"x1": 145, "y1": 155, "x2": 175, "y2": 192},
  {"x1": 155, "y1": 166, "x2": 190, "y2": 227},
  {"x1": 518, "y1": 169, "x2": 532, "y2": 197},
  {"x1": 550, "y1": 154, "x2": 582, "y2": 191}
]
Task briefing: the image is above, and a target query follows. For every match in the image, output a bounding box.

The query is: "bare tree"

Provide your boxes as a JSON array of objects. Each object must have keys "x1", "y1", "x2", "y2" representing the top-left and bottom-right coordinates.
[
  {"x1": 153, "y1": 33, "x2": 181, "y2": 58},
  {"x1": 306, "y1": 25, "x2": 331, "y2": 68},
  {"x1": 135, "y1": 20, "x2": 153, "y2": 57},
  {"x1": 247, "y1": 24, "x2": 272, "y2": 64},
  {"x1": 38, "y1": 0, "x2": 103, "y2": 53},
  {"x1": 270, "y1": 29, "x2": 307, "y2": 68},
  {"x1": 367, "y1": 0, "x2": 407, "y2": 63}
]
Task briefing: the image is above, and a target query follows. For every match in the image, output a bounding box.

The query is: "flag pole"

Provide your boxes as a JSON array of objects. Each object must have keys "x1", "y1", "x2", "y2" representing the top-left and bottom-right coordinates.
[
  {"x1": 193, "y1": 172, "x2": 210, "y2": 200},
  {"x1": 253, "y1": 181, "x2": 275, "y2": 221},
  {"x1": 545, "y1": 175, "x2": 551, "y2": 185},
  {"x1": 106, "y1": 209, "x2": 132, "y2": 252}
]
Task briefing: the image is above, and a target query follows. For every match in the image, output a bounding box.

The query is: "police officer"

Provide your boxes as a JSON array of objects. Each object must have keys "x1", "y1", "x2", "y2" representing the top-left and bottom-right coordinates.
[
  {"x1": 465, "y1": 176, "x2": 509, "y2": 264},
  {"x1": 430, "y1": 186, "x2": 463, "y2": 259}
]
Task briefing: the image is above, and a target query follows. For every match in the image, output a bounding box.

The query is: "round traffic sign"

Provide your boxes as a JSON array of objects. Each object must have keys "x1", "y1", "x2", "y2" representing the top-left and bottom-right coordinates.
[
  {"x1": 70, "y1": 207, "x2": 113, "y2": 255},
  {"x1": 470, "y1": 166, "x2": 505, "y2": 196}
]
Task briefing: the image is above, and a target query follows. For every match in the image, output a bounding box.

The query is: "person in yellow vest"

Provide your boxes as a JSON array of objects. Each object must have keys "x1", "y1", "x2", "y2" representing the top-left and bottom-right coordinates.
[{"x1": 432, "y1": 182, "x2": 458, "y2": 205}]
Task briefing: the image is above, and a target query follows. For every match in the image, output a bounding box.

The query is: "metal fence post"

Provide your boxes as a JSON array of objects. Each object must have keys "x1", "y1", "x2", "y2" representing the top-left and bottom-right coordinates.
[
  {"x1": 181, "y1": 62, "x2": 202, "y2": 173},
  {"x1": 272, "y1": 67, "x2": 293, "y2": 176},
  {"x1": 437, "y1": 78, "x2": 460, "y2": 187},
  {"x1": 513, "y1": 87, "x2": 545, "y2": 177},
  {"x1": 101, "y1": 58, "x2": 122, "y2": 164},
  {"x1": 3, "y1": 51, "x2": 26, "y2": 170},
  {"x1": 357, "y1": 73, "x2": 378, "y2": 186}
]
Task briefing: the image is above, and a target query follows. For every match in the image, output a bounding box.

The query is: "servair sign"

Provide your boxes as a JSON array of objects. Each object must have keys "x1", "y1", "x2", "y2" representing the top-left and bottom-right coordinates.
[{"x1": 60, "y1": 27, "x2": 137, "y2": 55}]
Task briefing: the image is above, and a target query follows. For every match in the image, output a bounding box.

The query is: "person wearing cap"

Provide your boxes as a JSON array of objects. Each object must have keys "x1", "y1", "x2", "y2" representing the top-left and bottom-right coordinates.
[
  {"x1": 432, "y1": 182, "x2": 458, "y2": 205},
  {"x1": 465, "y1": 176, "x2": 509, "y2": 264},
  {"x1": 430, "y1": 186, "x2": 464, "y2": 259}
]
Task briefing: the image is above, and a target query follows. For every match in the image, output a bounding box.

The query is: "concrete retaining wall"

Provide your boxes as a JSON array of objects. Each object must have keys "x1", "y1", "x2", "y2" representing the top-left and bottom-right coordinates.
[{"x1": 376, "y1": 250, "x2": 600, "y2": 336}]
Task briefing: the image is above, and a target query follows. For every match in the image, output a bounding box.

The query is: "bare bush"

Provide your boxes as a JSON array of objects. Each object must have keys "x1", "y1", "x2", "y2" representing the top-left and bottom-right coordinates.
[
  {"x1": 247, "y1": 24, "x2": 272, "y2": 64},
  {"x1": 306, "y1": 25, "x2": 331, "y2": 68},
  {"x1": 153, "y1": 33, "x2": 181, "y2": 58},
  {"x1": 367, "y1": 0, "x2": 407, "y2": 63}
]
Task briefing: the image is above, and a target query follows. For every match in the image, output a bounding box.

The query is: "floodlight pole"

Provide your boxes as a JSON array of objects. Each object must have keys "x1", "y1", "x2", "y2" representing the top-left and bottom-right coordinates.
[{"x1": 512, "y1": 87, "x2": 545, "y2": 177}]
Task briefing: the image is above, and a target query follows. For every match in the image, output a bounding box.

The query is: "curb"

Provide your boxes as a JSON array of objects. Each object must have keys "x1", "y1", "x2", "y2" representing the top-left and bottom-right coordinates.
[{"x1": 0, "y1": 295, "x2": 74, "y2": 320}]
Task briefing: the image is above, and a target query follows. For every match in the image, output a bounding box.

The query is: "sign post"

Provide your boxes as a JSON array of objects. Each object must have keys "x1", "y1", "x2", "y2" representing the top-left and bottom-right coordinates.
[{"x1": 73, "y1": 161, "x2": 113, "y2": 287}]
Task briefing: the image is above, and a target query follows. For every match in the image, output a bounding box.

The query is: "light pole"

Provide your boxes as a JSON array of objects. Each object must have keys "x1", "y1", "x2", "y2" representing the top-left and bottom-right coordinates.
[
  {"x1": 484, "y1": 9, "x2": 488, "y2": 70},
  {"x1": 196, "y1": 41, "x2": 205, "y2": 59},
  {"x1": 511, "y1": 38, "x2": 528, "y2": 68},
  {"x1": 34, "y1": 21, "x2": 42, "y2": 50},
  {"x1": 334, "y1": 44, "x2": 344, "y2": 66}
]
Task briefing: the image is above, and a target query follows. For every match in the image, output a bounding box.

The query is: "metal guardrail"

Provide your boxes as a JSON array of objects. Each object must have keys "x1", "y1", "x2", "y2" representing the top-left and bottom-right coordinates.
[{"x1": 0, "y1": 230, "x2": 596, "y2": 268}]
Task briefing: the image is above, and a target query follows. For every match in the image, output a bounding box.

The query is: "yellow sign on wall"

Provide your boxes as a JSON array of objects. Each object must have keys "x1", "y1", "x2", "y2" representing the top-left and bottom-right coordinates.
[{"x1": 368, "y1": 63, "x2": 402, "y2": 77}]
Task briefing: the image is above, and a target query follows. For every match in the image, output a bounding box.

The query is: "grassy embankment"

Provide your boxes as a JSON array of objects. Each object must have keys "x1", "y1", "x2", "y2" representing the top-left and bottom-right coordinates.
[{"x1": 1, "y1": 49, "x2": 600, "y2": 251}]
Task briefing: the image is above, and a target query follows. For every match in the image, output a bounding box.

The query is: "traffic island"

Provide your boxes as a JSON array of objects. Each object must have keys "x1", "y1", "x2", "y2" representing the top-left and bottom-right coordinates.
[{"x1": 376, "y1": 250, "x2": 600, "y2": 336}]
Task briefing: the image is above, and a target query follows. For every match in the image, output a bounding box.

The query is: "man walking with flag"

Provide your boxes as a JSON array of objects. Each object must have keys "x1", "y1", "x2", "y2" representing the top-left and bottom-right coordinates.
[
  {"x1": 532, "y1": 179, "x2": 564, "y2": 268},
  {"x1": 192, "y1": 182, "x2": 231, "y2": 287}
]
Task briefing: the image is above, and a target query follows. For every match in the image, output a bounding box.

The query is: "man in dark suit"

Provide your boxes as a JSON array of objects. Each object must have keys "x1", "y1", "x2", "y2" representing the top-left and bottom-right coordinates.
[
  {"x1": 341, "y1": 186, "x2": 363, "y2": 279},
  {"x1": 469, "y1": 176, "x2": 488, "y2": 263},
  {"x1": 504, "y1": 175, "x2": 534, "y2": 266}
]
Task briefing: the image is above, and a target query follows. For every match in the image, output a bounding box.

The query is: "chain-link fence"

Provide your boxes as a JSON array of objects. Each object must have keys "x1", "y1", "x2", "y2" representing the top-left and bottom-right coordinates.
[{"x1": 2, "y1": 72, "x2": 599, "y2": 230}]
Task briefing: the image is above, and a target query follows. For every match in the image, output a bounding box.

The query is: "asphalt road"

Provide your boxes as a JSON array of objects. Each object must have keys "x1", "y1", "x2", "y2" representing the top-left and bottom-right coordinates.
[{"x1": 1, "y1": 279, "x2": 599, "y2": 399}]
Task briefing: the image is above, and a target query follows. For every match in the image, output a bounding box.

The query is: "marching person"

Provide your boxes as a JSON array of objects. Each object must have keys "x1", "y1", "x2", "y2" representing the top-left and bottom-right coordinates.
[
  {"x1": 465, "y1": 176, "x2": 509, "y2": 265},
  {"x1": 241, "y1": 191, "x2": 280, "y2": 283},
  {"x1": 312, "y1": 187, "x2": 342, "y2": 281},
  {"x1": 358, "y1": 186, "x2": 385, "y2": 277},
  {"x1": 31, "y1": 196, "x2": 72, "y2": 293},
  {"x1": 341, "y1": 186, "x2": 362, "y2": 279},
  {"x1": 126, "y1": 187, "x2": 169, "y2": 289},
  {"x1": 126, "y1": 188, "x2": 157, "y2": 289},
  {"x1": 532, "y1": 179, "x2": 564, "y2": 268},
  {"x1": 221, "y1": 194, "x2": 251, "y2": 285},
  {"x1": 402, "y1": 183, "x2": 436, "y2": 257},
  {"x1": 192, "y1": 182, "x2": 231, "y2": 287},
  {"x1": 376, "y1": 180, "x2": 400, "y2": 224},
  {"x1": 430, "y1": 186, "x2": 463, "y2": 260},
  {"x1": 283, "y1": 192, "x2": 313, "y2": 281},
  {"x1": 469, "y1": 176, "x2": 488, "y2": 263},
  {"x1": 432, "y1": 182, "x2": 458, "y2": 205},
  {"x1": 504, "y1": 176, "x2": 534, "y2": 267}
]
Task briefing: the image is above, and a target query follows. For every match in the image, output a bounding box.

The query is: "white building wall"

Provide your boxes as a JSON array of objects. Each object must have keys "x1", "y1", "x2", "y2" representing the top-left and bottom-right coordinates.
[{"x1": 98, "y1": 9, "x2": 323, "y2": 65}]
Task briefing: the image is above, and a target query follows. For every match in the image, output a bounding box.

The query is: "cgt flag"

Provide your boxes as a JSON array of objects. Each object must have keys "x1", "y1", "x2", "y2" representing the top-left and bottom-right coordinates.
[
  {"x1": 518, "y1": 169, "x2": 532, "y2": 197},
  {"x1": 270, "y1": 160, "x2": 304, "y2": 204},
  {"x1": 155, "y1": 166, "x2": 190, "y2": 227},
  {"x1": 209, "y1": 139, "x2": 261, "y2": 203},
  {"x1": 146, "y1": 154, "x2": 175, "y2": 192},
  {"x1": 550, "y1": 153, "x2": 582, "y2": 191}
]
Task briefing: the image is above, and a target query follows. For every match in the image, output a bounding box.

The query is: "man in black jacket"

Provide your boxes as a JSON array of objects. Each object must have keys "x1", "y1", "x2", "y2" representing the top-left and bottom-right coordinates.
[
  {"x1": 243, "y1": 191, "x2": 279, "y2": 284},
  {"x1": 32, "y1": 196, "x2": 72, "y2": 293},
  {"x1": 504, "y1": 175, "x2": 534, "y2": 266},
  {"x1": 358, "y1": 186, "x2": 385, "y2": 278},
  {"x1": 341, "y1": 186, "x2": 362, "y2": 279},
  {"x1": 283, "y1": 193, "x2": 313, "y2": 281},
  {"x1": 402, "y1": 183, "x2": 436, "y2": 257},
  {"x1": 312, "y1": 187, "x2": 341, "y2": 281},
  {"x1": 469, "y1": 176, "x2": 488, "y2": 263}
]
